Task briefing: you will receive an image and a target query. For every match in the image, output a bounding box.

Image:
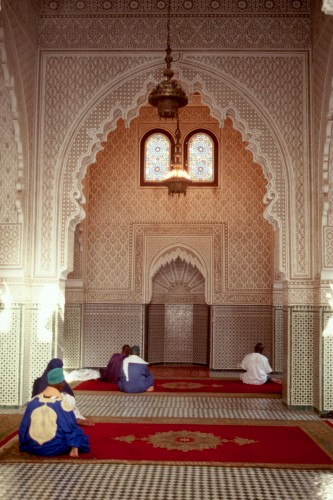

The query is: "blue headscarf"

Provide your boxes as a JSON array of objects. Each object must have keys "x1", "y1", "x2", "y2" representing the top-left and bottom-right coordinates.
[{"x1": 31, "y1": 358, "x2": 74, "y2": 397}]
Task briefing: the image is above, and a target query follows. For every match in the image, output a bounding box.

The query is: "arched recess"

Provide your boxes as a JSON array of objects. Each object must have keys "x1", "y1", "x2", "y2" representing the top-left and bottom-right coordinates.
[
  {"x1": 151, "y1": 257, "x2": 206, "y2": 304},
  {"x1": 147, "y1": 248, "x2": 209, "y2": 365},
  {"x1": 147, "y1": 244, "x2": 209, "y2": 305},
  {"x1": 54, "y1": 57, "x2": 292, "y2": 280}
]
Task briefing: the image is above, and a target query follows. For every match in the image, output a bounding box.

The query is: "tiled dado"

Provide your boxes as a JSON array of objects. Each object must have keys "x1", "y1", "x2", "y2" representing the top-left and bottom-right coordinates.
[
  {"x1": 286, "y1": 306, "x2": 315, "y2": 408},
  {"x1": 322, "y1": 308, "x2": 333, "y2": 412},
  {"x1": 210, "y1": 305, "x2": 273, "y2": 370},
  {"x1": 0, "y1": 302, "x2": 59, "y2": 406},
  {"x1": 285, "y1": 305, "x2": 333, "y2": 413},
  {"x1": 82, "y1": 303, "x2": 145, "y2": 368}
]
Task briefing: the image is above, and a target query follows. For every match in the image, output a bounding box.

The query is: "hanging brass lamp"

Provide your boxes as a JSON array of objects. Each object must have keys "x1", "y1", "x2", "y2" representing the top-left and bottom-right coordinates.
[{"x1": 148, "y1": 0, "x2": 188, "y2": 119}]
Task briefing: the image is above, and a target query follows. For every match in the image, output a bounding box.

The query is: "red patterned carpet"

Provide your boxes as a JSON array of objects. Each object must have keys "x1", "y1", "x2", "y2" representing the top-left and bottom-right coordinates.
[
  {"x1": 73, "y1": 378, "x2": 282, "y2": 395},
  {"x1": 1, "y1": 419, "x2": 332, "y2": 468}
]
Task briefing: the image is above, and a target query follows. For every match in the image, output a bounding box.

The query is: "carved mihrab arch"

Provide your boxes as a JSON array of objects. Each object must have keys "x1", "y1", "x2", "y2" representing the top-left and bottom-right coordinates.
[{"x1": 56, "y1": 59, "x2": 291, "y2": 283}]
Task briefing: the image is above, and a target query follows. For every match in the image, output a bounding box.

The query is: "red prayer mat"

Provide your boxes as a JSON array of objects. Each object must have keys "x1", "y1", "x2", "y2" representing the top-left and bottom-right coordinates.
[
  {"x1": 73, "y1": 378, "x2": 282, "y2": 394},
  {"x1": 1, "y1": 420, "x2": 332, "y2": 468}
]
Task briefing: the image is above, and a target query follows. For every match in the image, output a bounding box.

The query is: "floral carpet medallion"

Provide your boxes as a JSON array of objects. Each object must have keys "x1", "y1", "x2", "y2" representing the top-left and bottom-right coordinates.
[
  {"x1": 160, "y1": 382, "x2": 205, "y2": 390},
  {"x1": 1, "y1": 419, "x2": 332, "y2": 468},
  {"x1": 114, "y1": 430, "x2": 257, "y2": 452}
]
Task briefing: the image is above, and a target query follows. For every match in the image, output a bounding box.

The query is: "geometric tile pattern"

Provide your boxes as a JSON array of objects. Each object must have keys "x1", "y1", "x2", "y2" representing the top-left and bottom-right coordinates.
[
  {"x1": 164, "y1": 305, "x2": 193, "y2": 364},
  {"x1": 146, "y1": 304, "x2": 208, "y2": 365},
  {"x1": 273, "y1": 306, "x2": 284, "y2": 372},
  {"x1": 0, "y1": 382, "x2": 329, "y2": 500},
  {"x1": 323, "y1": 310, "x2": 333, "y2": 411},
  {"x1": 83, "y1": 113, "x2": 273, "y2": 304},
  {"x1": 0, "y1": 305, "x2": 22, "y2": 405},
  {"x1": 193, "y1": 305, "x2": 209, "y2": 364},
  {"x1": 27, "y1": 306, "x2": 55, "y2": 402},
  {"x1": 0, "y1": 225, "x2": 22, "y2": 266},
  {"x1": 72, "y1": 394, "x2": 320, "y2": 422},
  {"x1": 63, "y1": 304, "x2": 82, "y2": 369},
  {"x1": 211, "y1": 306, "x2": 273, "y2": 370},
  {"x1": 290, "y1": 307, "x2": 314, "y2": 406},
  {"x1": 82, "y1": 304, "x2": 144, "y2": 367},
  {"x1": 0, "y1": 463, "x2": 332, "y2": 500},
  {"x1": 0, "y1": 67, "x2": 18, "y2": 227}
]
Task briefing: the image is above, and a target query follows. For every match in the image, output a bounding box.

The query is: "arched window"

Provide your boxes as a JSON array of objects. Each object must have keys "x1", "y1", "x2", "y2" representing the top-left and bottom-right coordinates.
[
  {"x1": 140, "y1": 129, "x2": 174, "y2": 186},
  {"x1": 184, "y1": 129, "x2": 218, "y2": 186},
  {"x1": 140, "y1": 128, "x2": 218, "y2": 187}
]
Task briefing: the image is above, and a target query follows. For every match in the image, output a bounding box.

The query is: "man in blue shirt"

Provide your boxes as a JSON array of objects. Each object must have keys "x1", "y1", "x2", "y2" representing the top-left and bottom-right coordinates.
[{"x1": 19, "y1": 367, "x2": 90, "y2": 457}]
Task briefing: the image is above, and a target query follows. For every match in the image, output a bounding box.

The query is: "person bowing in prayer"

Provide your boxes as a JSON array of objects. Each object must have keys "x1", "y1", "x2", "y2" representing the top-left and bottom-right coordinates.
[
  {"x1": 19, "y1": 367, "x2": 90, "y2": 458},
  {"x1": 118, "y1": 345, "x2": 154, "y2": 393},
  {"x1": 239, "y1": 343, "x2": 282, "y2": 385},
  {"x1": 100, "y1": 344, "x2": 131, "y2": 383}
]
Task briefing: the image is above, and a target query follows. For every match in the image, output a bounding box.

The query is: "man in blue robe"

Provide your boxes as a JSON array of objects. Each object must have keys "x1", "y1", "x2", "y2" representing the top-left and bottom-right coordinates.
[
  {"x1": 19, "y1": 367, "x2": 90, "y2": 457},
  {"x1": 118, "y1": 345, "x2": 154, "y2": 393}
]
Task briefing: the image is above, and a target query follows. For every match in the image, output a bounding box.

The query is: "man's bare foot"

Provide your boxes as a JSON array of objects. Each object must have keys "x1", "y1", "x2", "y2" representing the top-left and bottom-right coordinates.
[
  {"x1": 77, "y1": 418, "x2": 95, "y2": 426},
  {"x1": 272, "y1": 378, "x2": 282, "y2": 384},
  {"x1": 69, "y1": 447, "x2": 79, "y2": 458},
  {"x1": 146, "y1": 386, "x2": 154, "y2": 392}
]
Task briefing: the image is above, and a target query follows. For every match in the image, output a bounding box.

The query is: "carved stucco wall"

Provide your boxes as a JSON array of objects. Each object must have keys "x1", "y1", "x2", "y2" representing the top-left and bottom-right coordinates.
[
  {"x1": 33, "y1": 52, "x2": 311, "y2": 296},
  {"x1": 1, "y1": 0, "x2": 321, "y2": 404},
  {"x1": 0, "y1": 1, "x2": 39, "y2": 268},
  {"x1": 76, "y1": 108, "x2": 273, "y2": 306},
  {"x1": 38, "y1": 1, "x2": 311, "y2": 51},
  {"x1": 0, "y1": 1, "x2": 40, "y2": 406},
  {"x1": 37, "y1": 4, "x2": 310, "y2": 291},
  {"x1": 312, "y1": 0, "x2": 333, "y2": 280},
  {"x1": 151, "y1": 256, "x2": 206, "y2": 305}
]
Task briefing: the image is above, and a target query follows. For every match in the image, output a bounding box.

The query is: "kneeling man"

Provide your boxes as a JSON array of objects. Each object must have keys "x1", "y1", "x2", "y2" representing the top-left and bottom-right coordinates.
[
  {"x1": 19, "y1": 367, "x2": 90, "y2": 457},
  {"x1": 240, "y1": 343, "x2": 281, "y2": 385},
  {"x1": 118, "y1": 345, "x2": 154, "y2": 393}
]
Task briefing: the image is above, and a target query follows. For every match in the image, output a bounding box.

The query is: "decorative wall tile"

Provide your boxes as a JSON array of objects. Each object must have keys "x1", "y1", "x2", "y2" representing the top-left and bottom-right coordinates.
[
  {"x1": 147, "y1": 304, "x2": 164, "y2": 364},
  {"x1": 63, "y1": 304, "x2": 82, "y2": 368},
  {"x1": 289, "y1": 307, "x2": 314, "y2": 407},
  {"x1": 39, "y1": 1, "x2": 310, "y2": 49},
  {"x1": 211, "y1": 305, "x2": 272, "y2": 370},
  {"x1": 0, "y1": 225, "x2": 22, "y2": 266},
  {"x1": 193, "y1": 304, "x2": 209, "y2": 365},
  {"x1": 322, "y1": 310, "x2": 333, "y2": 411},
  {"x1": 82, "y1": 303, "x2": 144, "y2": 367},
  {"x1": 0, "y1": 304, "x2": 21, "y2": 405},
  {"x1": 164, "y1": 305, "x2": 193, "y2": 363},
  {"x1": 273, "y1": 306, "x2": 283, "y2": 372}
]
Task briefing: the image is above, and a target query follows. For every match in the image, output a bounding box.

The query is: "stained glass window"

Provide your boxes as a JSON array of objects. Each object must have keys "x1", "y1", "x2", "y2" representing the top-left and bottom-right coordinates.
[
  {"x1": 188, "y1": 133, "x2": 214, "y2": 182},
  {"x1": 141, "y1": 128, "x2": 217, "y2": 187},
  {"x1": 144, "y1": 133, "x2": 171, "y2": 182},
  {"x1": 184, "y1": 129, "x2": 218, "y2": 186}
]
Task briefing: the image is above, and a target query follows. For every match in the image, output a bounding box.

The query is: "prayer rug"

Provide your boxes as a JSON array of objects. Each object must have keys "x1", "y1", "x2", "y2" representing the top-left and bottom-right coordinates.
[
  {"x1": 73, "y1": 378, "x2": 282, "y2": 396},
  {"x1": 1, "y1": 418, "x2": 332, "y2": 469},
  {"x1": 150, "y1": 365, "x2": 210, "y2": 378},
  {"x1": 0, "y1": 414, "x2": 22, "y2": 447}
]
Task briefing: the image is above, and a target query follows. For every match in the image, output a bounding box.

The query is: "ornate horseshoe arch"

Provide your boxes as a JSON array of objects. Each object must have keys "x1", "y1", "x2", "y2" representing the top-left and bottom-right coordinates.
[
  {"x1": 56, "y1": 58, "x2": 291, "y2": 280},
  {"x1": 147, "y1": 244, "x2": 209, "y2": 305}
]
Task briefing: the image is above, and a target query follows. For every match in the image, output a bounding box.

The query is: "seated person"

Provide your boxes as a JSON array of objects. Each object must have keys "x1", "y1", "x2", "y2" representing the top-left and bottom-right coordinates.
[
  {"x1": 118, "y1": 345, "x2": 154, "y2": 393},
  {"x1": 240, "y1": 343, "x2": 282, "y2": 385},
  {"x1": 32, "y1": 358, "x2": 94, "y2": 426},
  {"x1": 100, "y1": 344, "x2": 131, "y2": 383},
  {"x1": 32, "y1": 357, "x2": 74, "y2": 397},
  {"x1": 19, "y1": 367, "x2": 90, "y2": 458}
]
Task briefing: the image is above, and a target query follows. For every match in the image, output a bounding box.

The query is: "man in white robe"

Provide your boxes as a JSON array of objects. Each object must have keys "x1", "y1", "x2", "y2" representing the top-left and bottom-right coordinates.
[{"x1": 240, "y1": 343, "x2": 281, "y2": 385}]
